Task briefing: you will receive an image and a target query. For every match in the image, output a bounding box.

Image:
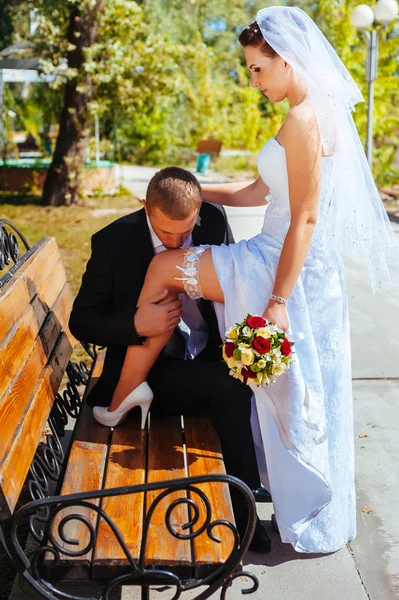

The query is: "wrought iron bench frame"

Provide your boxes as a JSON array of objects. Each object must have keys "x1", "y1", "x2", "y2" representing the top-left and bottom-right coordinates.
[{"x1": 0, "y1": 219, "x2": 259, "y2": 600}]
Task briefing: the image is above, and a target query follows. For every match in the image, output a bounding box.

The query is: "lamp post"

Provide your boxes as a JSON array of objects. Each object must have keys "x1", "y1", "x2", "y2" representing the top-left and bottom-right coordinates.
[{"x1": 351, "y1": 0, "x2": 399, "y2": 165}]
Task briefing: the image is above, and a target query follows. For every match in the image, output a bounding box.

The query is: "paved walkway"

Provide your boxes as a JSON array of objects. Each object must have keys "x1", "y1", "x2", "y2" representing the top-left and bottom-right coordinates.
[{"x1": 9, "y1": 165, "x2": 399, "y2": 599}]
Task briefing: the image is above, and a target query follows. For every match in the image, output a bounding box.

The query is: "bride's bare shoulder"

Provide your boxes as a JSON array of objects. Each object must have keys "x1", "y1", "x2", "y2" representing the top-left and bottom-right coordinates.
[{"x1": 280, "y1": 103, "x2": 321, "y2": 152}]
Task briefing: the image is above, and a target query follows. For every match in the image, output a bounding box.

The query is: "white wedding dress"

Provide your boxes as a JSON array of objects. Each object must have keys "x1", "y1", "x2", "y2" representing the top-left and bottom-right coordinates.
[{"x1": 211, "y1": 137, "x2": 356, "y2": 553}]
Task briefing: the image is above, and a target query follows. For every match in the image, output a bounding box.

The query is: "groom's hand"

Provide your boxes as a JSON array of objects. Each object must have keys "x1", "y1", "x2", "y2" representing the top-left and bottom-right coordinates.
[{"x1": 134, "y1": 289, "x2": 182, "y2": 337}]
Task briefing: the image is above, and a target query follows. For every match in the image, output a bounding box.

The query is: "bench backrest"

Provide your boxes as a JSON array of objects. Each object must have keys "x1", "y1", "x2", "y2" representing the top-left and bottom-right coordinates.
[
  {"x1": 0, "y1": 236, "x2": 75, "y2": 520},
  {"x1": 195, "y1": 139, "x2": 223, "y2": 156}
]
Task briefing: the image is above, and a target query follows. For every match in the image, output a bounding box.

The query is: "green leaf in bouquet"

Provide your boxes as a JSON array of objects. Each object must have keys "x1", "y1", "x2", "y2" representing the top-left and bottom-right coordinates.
[{"x1": 233, "y1": 349, "x2": 242, "y2": 361}]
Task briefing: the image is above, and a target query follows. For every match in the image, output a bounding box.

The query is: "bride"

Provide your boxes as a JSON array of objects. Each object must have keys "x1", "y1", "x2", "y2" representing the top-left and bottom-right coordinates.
[{"x1": 93, "y1": 7, "x2": 399, "y2": 553}]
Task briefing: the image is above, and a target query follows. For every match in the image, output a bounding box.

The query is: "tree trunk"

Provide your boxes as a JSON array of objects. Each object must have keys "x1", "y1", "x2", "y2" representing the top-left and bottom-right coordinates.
[{"x1": 41, "y1": 0, "x2": 106, "y2": 207}]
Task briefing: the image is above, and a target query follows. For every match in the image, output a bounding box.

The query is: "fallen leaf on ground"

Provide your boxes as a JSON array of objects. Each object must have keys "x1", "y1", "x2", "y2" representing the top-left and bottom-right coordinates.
[
  {"x1": 359, "y1": 434, "x2": 368, "y2": 438},
  {"x1": 362, "y1": 508, "x2": 372, "y2": 514}
]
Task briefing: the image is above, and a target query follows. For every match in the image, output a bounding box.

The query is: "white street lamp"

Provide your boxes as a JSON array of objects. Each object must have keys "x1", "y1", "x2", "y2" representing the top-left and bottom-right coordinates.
[
  {"x1": 374, "y1": 0, "x2": 399, "y2": 24},
  {"x1": 351, "y1": 4, "x2": 375, "y2": 29},
  {"x1": 351, "y1": 0, "x2": 399, "y2": 165}
]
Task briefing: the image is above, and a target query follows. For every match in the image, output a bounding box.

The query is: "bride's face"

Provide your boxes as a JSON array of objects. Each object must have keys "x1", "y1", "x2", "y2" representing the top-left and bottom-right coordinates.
[{"x1": 244, "y1": 46, "x2": 290, "y2": 103}]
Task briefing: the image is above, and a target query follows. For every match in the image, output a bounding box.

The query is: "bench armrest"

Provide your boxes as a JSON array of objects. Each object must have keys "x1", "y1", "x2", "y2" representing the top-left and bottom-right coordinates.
[{"x1": 4, "y1": 475, "x2": 259, "y2": 600}]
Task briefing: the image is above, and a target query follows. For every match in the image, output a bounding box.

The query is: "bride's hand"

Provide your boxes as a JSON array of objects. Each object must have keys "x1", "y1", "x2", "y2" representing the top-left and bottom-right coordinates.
[{"x1": 263, "y1": 299, "x2": 289, "y2": 332}]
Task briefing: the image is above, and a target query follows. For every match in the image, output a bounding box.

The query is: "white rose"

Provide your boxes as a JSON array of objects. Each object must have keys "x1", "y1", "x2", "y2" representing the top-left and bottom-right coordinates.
[
  {"x1": 242, "y1": 326, "x2": 252, "y2": 338},
  {"x1": 271, "y1": 349, "x2": 282, "y2": 363}
]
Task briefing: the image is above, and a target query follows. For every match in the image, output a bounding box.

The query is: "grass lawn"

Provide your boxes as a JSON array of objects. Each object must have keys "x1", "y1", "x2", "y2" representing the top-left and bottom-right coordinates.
[{"x1": 1, "y1": 193, "x2": 141, "y2": 296}]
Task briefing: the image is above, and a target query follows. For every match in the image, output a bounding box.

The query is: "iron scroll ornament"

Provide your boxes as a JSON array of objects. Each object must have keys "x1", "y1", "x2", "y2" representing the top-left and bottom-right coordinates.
[
  {"x1": 10, "y1": 476, "x2": 259, "y2": 600},
  {"x1": 26, "y1": 353, "x2": 93, "y2": 544},
  {"x1": 0, "y1": 218, "x2": 30, "y2": 274}
]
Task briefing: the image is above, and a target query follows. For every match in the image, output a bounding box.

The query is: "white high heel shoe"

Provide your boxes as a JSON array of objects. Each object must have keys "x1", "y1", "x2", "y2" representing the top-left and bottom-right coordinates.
[{"x1": 92, "y1": 382, "x2": 153, "y2": 429}]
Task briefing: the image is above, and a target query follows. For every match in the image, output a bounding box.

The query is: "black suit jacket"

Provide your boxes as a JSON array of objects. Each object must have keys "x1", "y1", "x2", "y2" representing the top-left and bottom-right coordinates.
[{"x1": 69, "y1": 202, "x2": 234, "y2": 406}]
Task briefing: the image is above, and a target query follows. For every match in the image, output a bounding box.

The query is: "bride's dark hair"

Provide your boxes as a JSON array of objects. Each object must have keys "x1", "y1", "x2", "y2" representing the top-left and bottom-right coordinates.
[{"x1": 238, "y1": 21, "x2": 277, "y2": 57}]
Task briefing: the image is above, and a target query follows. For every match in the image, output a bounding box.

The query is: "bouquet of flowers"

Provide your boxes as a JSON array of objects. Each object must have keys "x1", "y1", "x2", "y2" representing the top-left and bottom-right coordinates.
[{"x1": 222, "y1": 315, "x2": 294, "y2": 386}]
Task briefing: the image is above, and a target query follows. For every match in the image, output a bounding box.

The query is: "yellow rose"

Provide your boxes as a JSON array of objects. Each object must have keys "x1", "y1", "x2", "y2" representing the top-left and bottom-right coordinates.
[
  {"x1": 226, "y1": 327, "x2": 238, "y2": 341},
  {"x1": 240, "y1": 347, "x2": 255, "y2": 366},
  {"x1": 255, "y1": 372, "x2": 269, "y2": 386},
  {"x1": 238, "y1": 343, "x2": 251, "y2": 351},
  {"x1": 227, "y1": 356, "x2": 238, "y2": 369},
  {"x1": 231, "y1": 368, "x2": 244, "y2": 383},
  {"x1": 272, "y1": 363, "x2": 287, "y2": 377},
  {"x1": 257, "y1": 358, "x2": 266, "y2": 369},
  {"x1": 256, "y1": 326, "x2": 272, "y2": 339},
  {"x1": 223, "y1": 346, "x2": 239, "y2": 370}
]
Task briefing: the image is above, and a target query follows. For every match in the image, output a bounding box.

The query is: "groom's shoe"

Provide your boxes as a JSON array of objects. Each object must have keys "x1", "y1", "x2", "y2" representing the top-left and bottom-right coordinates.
[
  {"x1": 271, "y1": 513, "x2": 280, "y2": 534},
  {"x1": 249, "y1": 517, "x2": 272, "y2": 554},
  {"x1": 249, "y1": 518, "x2": 272, "y2": 553},
  {"x1": 92, "y1": 382, "x2": 153, "y2": 428},
  {"x1": 236, "y1": 511, "x2": 272, "y2": 554},
  {"x1": 252, "y1": 486, "x2": 272, "y2": 503}
]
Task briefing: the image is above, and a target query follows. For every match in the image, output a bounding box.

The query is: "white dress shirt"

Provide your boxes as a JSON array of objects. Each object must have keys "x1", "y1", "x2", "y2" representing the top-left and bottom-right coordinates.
[{"x1": 146, "y1": 216, "x2": 209, "y2": 358}]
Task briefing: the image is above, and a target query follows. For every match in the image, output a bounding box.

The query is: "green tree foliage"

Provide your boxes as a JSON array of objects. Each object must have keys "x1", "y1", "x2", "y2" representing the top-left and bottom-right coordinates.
[
  {"x1": 5, "y1": 0, "x2": 399, "y2": 198},
  {"x1": 306, "y1": 0, "x2": 399, "y2": 180}
]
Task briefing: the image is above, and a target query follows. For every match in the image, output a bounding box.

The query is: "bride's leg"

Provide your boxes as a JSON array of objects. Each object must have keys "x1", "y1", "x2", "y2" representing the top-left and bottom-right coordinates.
[{"x1": 109, "y1": 248, "x2": 224, "y2": 411}]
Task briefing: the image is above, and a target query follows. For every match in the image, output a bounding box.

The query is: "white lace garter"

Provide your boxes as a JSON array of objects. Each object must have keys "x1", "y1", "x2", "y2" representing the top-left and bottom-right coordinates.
[{"x1": 175, "y1": 245, "x2": 210, "y2": 299}]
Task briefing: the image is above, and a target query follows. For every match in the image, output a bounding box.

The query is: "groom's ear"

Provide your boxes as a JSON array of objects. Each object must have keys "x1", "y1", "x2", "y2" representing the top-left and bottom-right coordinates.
[{"x1": 142, "y1": 200, "x2": 148, "y2": 214}]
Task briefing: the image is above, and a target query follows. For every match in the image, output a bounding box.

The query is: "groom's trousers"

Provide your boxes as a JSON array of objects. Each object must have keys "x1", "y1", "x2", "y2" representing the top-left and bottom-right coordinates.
[{"x1": 147, "y1": 345, "x2": 261, "y2": 527}]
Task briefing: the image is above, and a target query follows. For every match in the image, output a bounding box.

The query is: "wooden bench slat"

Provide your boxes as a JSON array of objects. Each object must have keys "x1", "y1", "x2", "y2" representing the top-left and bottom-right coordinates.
[
  {"x1": 0, "y1": 337, "x2": 47, "y2": 462},
  {"x1": 0, "y1": 296, "x2": 47, "y2": 402},
  {"x1": 39, "y1": 282, "x2": 75, "y2": 356},
  {"x1": 0, "y1": 331, "x2": 74, "y2": 518},
  {"x1": 0, "y1": 284, "x2": 75, "y2": 465},
  {"x1": 44, "y1": 403, "x2": 110, "y2": 580},
  {"x1": 184, "y1": 417, "x2": 235, "y2": 577},
  {"x1": 0, "y1": 238, "x2": 60, "y2": 343},
  {"x1": 0, "y1": 281, "x2": 74, "y2": 404},
  {"x1": 92, "y1": 418, "x2": 147, "y2": 578},
  {"x1": 37, "y1": 259, "x2": 68, "y2": 314},
  {"x1": 145, "y1": 415, "x2": 193, "y2": 574}
]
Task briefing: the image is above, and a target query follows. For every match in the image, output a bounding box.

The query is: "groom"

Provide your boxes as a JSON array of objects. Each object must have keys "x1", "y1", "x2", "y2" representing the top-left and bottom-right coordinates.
[{"x1": 69, "y1": 166, "x2": 270, "y2": 552}]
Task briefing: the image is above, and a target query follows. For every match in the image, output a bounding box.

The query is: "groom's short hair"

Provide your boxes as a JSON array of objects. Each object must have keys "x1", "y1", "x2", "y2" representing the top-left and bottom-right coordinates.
[{"x1": 146, "y1": 167, "x2": 202, "y2": 219}]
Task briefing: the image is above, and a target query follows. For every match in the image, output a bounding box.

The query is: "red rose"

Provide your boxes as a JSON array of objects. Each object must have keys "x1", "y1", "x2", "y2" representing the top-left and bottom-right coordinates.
[
  {"x1": 224, "y1": 341, "x2": 235, "y2": 358},
  {"x1": 242, "y1": 367, "x2": 256, "y2": 381},
  {"x1": 280, "y1": 337, "x2": 292, "y2": 356},
  {"x1": 252, "y1": 336, "x2": 271, "y2": 354},
  {"x1": 246, "y1": 316, "x2": 267, "y2": 329}
]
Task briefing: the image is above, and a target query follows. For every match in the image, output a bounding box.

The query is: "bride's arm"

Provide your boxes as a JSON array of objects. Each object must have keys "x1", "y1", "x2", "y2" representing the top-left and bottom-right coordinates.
[
  {"x1": 263, "y1": 109, "x2": 322, "y2": 330},
  {"x1": 202, "y1": 177, "x2": 270, "y2": 207}
]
